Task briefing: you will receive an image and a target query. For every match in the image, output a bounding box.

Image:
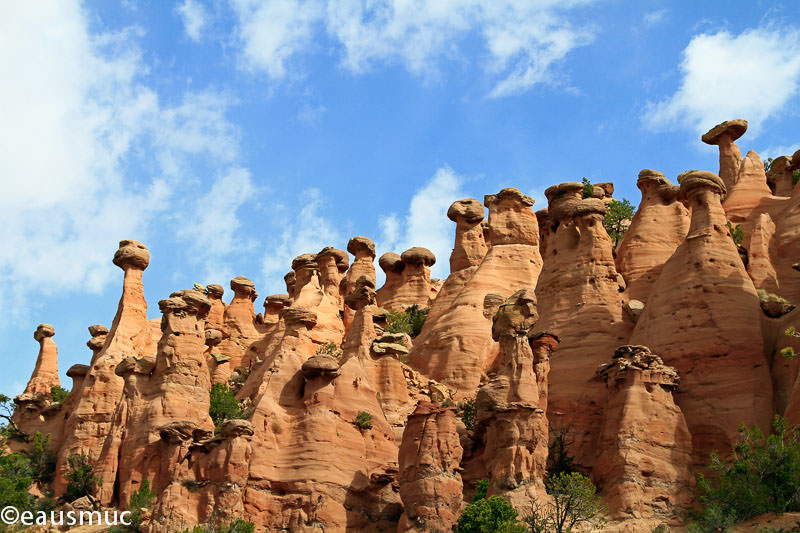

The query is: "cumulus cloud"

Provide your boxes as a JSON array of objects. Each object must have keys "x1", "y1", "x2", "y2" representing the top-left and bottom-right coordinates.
[
  {"x1": 177, "y1": 0, "x2": 208, "y2": 41},
  {"x1": 0, "y1": 2, "x2": 257, "y2": 320},
  {"x1": 643, "y1": 26, "x2": 800, "y2": 136},
  {"x1": 642, "y1": 9, "x2": 667, "y2": 28},
  {"x1": 377, "y1": 166, "x2": 466, "y2": 280},
  {"x1": 230, "y1": 0, "x2": 596, "y2": 96}
]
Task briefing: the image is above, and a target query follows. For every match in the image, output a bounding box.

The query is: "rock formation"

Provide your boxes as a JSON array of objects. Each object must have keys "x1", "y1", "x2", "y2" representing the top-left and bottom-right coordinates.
[
  {"x1": 409, "y1": 188, "x2": 543, "y2": 395},
  {"x1": 375, "y1": 252, "x2": 405, "y2": 309},
  {"x1": 702, "y1": 118, "x2": 747, "y2": 193},
  {"x1": 767, "y1": 155, "x2": 794, "y2": 197},
  {"x1": 397, "y1": 402, "x2": 463, "y2": 533},
  {"x1": 343, "y1": 236, "x2": 376, "y2": 331},
  {"x1": 54, "y1": 240, "x2": 153, "y2": 497},
  {"x1": 22, "y1": 324, "x2": 60, "y2": 395},
  {"x1": 213, "y1": 276, "x2": 260, "y2": 383},
  {"x1": 722, "y1": 150, "x2": 773, "y2": 224},
  {"x1": 629, "y1": 170, "x2": 772, "y2": 466},
  {"x1": 615, "y1": 170, "x2": 689, "y2": 302},
  {"x1": 594, "y1": 345, "x2": 693, "y2": 519},
  {"x1": 535, "y1": 182, "x2": 632, "y2": 469},
  {"x1": 377, "y1": 247, "x2": 436, "y2": 311}
]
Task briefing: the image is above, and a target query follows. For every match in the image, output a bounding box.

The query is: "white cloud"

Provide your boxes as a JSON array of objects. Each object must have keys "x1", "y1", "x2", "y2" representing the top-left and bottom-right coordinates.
[
  {"x1": 642, "y1": 9, "x2": 667, "y2": 28},
  {"x1": 0, "y1": 2, "x2": 258, "y2": 321},
  {"x1": 377, "y1": 166, "x2": 466, "y2": 280},
  {"x1": 177, "y1": 0, "x2": 208, "y2": 41},
  {"x1": 230, "y1": 0, "x2": 597, "y2": 97},
  {"x1": 260, "y1": 188, "x2": 343, "y2": 293},
  {"x1": 643, "y1": 26, "x2": 800, "y2": 136},
  {"x1": 759, "y1": 143, "x2": 800, "y2": 162}
]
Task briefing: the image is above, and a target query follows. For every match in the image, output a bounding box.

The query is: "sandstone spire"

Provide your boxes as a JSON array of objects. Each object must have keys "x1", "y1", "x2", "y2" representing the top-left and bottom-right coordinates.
[
  {"x1": 408, "y1": 188, "x2": 543, "y2": 395},
  {"x1": 767, "y1": 155, "x2": 795, "y2": 197},
  {"x1": 629, "y1": 170, "x2": 772, "y2": 466},
  {"x1": 615, "y1": 170, "x2": 689, "y2": 302},
  {"x1": 22, "y1": 324, "x2": 60, "y2": 395},
  {"x1": 205, "y1": 283, "x2": 226, "y2": 330},
  {"x1": 702, "y1": 118, "x2": 747, "y2": 193},
  {"x1": 54, "y1": 239, "x2": 152, "y2": 497},
  {"x1": 397, "y1": 402, "x2": 463, "y2": 533},
  {"x1": 447, "y1": 198, "x2": 488, "y2": 272},
  {"x1": 343, "y1": 236, "x2": 376, "y2": 332},
  {"x1": 594, "y1": 345, "x2": 693, "y2": 519},
  {"x1": 213, "y1": 276, "x2": 260, "y2": 383},
  {"x1": 722, "y1": 150, "x2": 774, "y2": 223},
  {"x1": 375, "y1": 252, "x2": 405, "y2": 308},
  {"x1": 535, "y1": 183, "x2": 632, "y2": 470}
]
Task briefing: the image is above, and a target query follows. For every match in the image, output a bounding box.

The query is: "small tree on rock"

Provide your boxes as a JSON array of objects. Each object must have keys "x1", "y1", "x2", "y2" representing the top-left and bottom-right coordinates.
[
  {"x1": 64, "y1": 453, "x2": 101, "y2": 502},
  {"x1": 526, "y1": 472, "x2": 607, "y2": 533},
  {"x1": 603, "y1": 198, "x2": 635, "y2": 248}
]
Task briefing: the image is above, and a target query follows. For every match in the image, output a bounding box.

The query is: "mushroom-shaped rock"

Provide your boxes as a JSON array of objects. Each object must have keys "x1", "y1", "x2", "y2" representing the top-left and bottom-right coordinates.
[
  {"x1": 767, "y1": 155, "x2": 795, "y2": 196},
  {"x1": 114, "y1": 356, "x2": 156, "y2": 377},
  {"x1": 678, "y1": 169, "x2": 726, "y2": 199},
  {"x1": 701, "y1": 119, "x2": 747, "y2": 145},
  {"x1": 284, "y1": 271, "x2": 296, "y2": 298},
  {"x1": 301, "y1": 354, "x2": 341, "y2": 378},
  {"x1": 347, "y1": 236, "x2": 376, "y2": 258},
  {"x1": 158, "y1": 289, "x2": 211, "y2": 317},
  {"x1": 447, "y1": 198, "x2": 485, "y2": 224},
  {"x1": 34, "y1": 324, "x2": 55, "y2": 342},
  {"x1": 491, "y1": 289, "x2": 538, "y2": 341},
  {"x1": 265, "y1": 294, "x2": 291, "y2": 308},
  {"x1": 378, "y1": 252, "x2": 404, "y2": 274},
  {"x1": 317, "y1": 246, "x2": 349, "y2": 273},
  {"x1": 345, "y1": 275, "x2": 376, "y2": 311},
  {"x1": 701, "y1": 119, "x2": 748, "y2": 192},
  {"x1": 280, "y1": 306, "x2": 317, "y2": 329},
  {"x1": 88, "y1": 324, "x2": 108, "y2": 337},
  {"x1": 220, "y1": 419, "x2": 254, "y2": 438},
  {"x1": 112, "y1": 239, "x2": 150, "y2": 270},
  {"x1": 205, "y1": 328, "x2": 223, "y2": 346},
  {"x1": 371, "y1": 340, "x2": 409, "y2": 356},
  {"x1": 484, "y1": 188, "x2": 537, "y2": 245},
  {"x1": 206, "y1": 284, "x2": 224, "y2": 298},
  {"x1": 291, "y1": 253, "x2": 318, "y2": 272},
  {"x1": 66, "y1": 364, "x2": 90, "y2": 379},
  {"x1": 400, "y1": 247, "x2": 435, "y2": 267},
  {"x1": 159, "y1": 420, "x2": 197, "y2": 444},
  {"x1": 544, "y1": 182, "x2": 584, "y2": 223},
  {"x1": 230, "y1": 276, "x2": 257, "y2": 300}
]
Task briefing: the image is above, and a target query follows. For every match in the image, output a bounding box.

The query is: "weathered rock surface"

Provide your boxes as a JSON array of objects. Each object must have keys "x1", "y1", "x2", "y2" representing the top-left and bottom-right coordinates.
[
  {"x1": 629, "y1": 170, "x2": 772, "y2": 466},
  {"x1": 615, "y1": 170, "x2": 689, "y2": 302},
  {"x1": 535, "y1": 183, "x2": 632, "y2": 470},
  {"x1": 702, "y1": 118, "x2": 747, "y2": 193},
  {"x1": 378, "y1": 247, "x2": 436, "y2": 311},
  {"x1": 594, "y1": 346, "x2": 693, "y2": 519},
  {"x1": 22, "y1": 324, "x2": 60, "y2": 395}
]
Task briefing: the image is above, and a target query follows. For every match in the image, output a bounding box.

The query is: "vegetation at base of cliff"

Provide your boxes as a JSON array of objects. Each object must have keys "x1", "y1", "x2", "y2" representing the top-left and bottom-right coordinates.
[
  {"x1": 582, "y1": 177, "x2": 594, "y2": 198},
  {"x1": 50, "y1": 385, "x2": 69, "y2": 404},
  {"x1": 457, "y1": 398, "x2": 477, "y2": 431},
  {"x1": 28, "y1": 431, "x2": 56, "y2": 484},
  {"x1": 547, "y1": 425, "x2": 576, "y2": 478},
  {"x1": 0, "y1": 394, "x2": 23, "y2": 440},
  {"x1": 472, "y1": 479, "x2": 489, "y2": 501},
  {"x1": 794, "y1": 169, "x2": 800, "y2": 185},
  {"x1": 385, "y1": 304, "x2": 428, "y2": 337},
  {"x1": 178, "y1": 518, "x2": 256, "y2": 533},
  {"x1": 64, "y1": 453, "x2": 101, "y2": 502},
  {"x1": 526, "y1": 472, "x2": 607, "y2": 533},
  {"x1": 228, "y1": 367, "x2": 250, "y2": 392},
  {"x1": 355, "y1": 411, "x2": 373, "y2": 430},
  {"x1": 109, "y1": 479, "x2": 156, "y2": 532},
  {"x1": 316, "y1": 341, "x2": 343, "y2": 358},
  {"x1": 603, "y1": 198, "x2": 635, "y2": 247},
  {"x1": 456, "y1": 493, "x2": 526, "y2": 533},
  {"x1": 688, "y1": 415, "x2": 800, "y2": 532},
  {"x1": 209, "y1": 383, "x2": 252, "y2": 433},
  {"x1": 727, "y1": 221, "x2": 745, "y2": 246},
  {"x1": 781, "y1": 326, "x2": 800, "y2": 359}
]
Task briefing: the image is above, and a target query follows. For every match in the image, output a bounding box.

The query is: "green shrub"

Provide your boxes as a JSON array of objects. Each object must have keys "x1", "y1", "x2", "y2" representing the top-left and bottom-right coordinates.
[
  {"x1": 209, "y1": 383, "x2": 250, "y2": 433},
  {"x1": 689, "y1": 415, "x2": 800, "y2": 531},
  {"x1": 315, "y1": 342, "x2": 343, "y2": 358},
  {"x1": 472, "y1": 479, "x2": 489, "y2": 502},
  {"x1": 64, "y1": 453, "x2": 101, "y2": 502},
  {"x1": 764, "y1": 157, "x2": 774, "y2": 173},
  {"x1": 50, "y1": 385, "x2": 69, "y2": 404},
  {"x1": 355, "y1": 411, "x2": 373, "y2": 430},
  {"x1": 28, "y1": 431, "x2": 56, "y2": 483},
  {"x1": 456, "y1": 495, "x2": 526, "y2": 533},
  {"x1": 0, "y1": 393, "x2": 24, "y2": 441},
  {"x1": 109, "y1": 479, "x2": 157, "y2": 532},
  {"x1": 219, "y1": 518, "x2": 255, "y2": 533},
  {"x1": 458, "y1": 399, "x2": 477, "y2": 431},
  {"x1": 0, "y1": 451, "x2": 33, "y2": 511},
  {"x1": 547, "y1": 425, "x2": 576, "y2": 478},
  {"x1": 581, "y1": 177, "x2": 594, "y2": 198},
  {"x1": 793, "y1": 169, "x2": 800, "y2": 186},
  {"x1": 603, "y1": 198, "x2": 635, "y2": 247},
  {"x1": 526, "y1": 472, "x2": 607, "y2": 533},
  {"x1": 385, "y1": 304, "x2": 429, "y2": 337},
  {"x1": 727, "y1": 221, "x2": 744, "y2": 246},
  {"x1": 781, "y1": 326, "x2": 800, "y2": 359}
]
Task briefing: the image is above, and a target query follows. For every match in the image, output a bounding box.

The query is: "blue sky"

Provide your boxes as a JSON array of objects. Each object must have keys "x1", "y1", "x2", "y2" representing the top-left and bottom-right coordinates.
[{"x1": 1, "y1": 0, "x2": 799, "y2": 396}]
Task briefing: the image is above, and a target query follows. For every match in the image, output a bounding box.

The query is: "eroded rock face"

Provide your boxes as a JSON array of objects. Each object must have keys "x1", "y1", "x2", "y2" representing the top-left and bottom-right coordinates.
[
  {"x1": 447, "y1": 199, "x2": 488, "y2": 272},
  {"x1": 616, "y1": 170, "x2": 689, "y2": 302},
  {"x1": 408, "y1": 188, "x2": 543, "y2": 396},
  {"x1": 723, "y1": 150, "x2": 774, "y2": 224},
  {"x1": 767, "y1": 155, "x2": 794, "y2": 197},
  {"x1": 473, "y1": 291, "x2": 556, "y2": 504},
  {"x1": 377, "y1": 247, "x2": 436, "y2": 311},
  {"x1": 343, "y1": 236, "x2": 376, "y2": 332},
  {"x1": 397, "y1": 402, "x2": 463, "y2": 533},
  {"x1": 23, "y1": 324, "x2": 60, "y2": 395},
  {"x1": 594, "y1": 346, "x2": 693, "y2": 519},
  {"x1": 535, "y1": 183, "x2": 632, "y2": 470},
  {"x1": 629, "y1": 171, "x2": 772, "y2": 466},
  {"x1": 702, "y1": 119, "x2": 747, "y2": 193},
  {"x1": 54, "y1": 240, "x2": 154, "y2": 497},
  {"x1": 213, "y1": 276, "x2": 260, "y2": 383}
]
